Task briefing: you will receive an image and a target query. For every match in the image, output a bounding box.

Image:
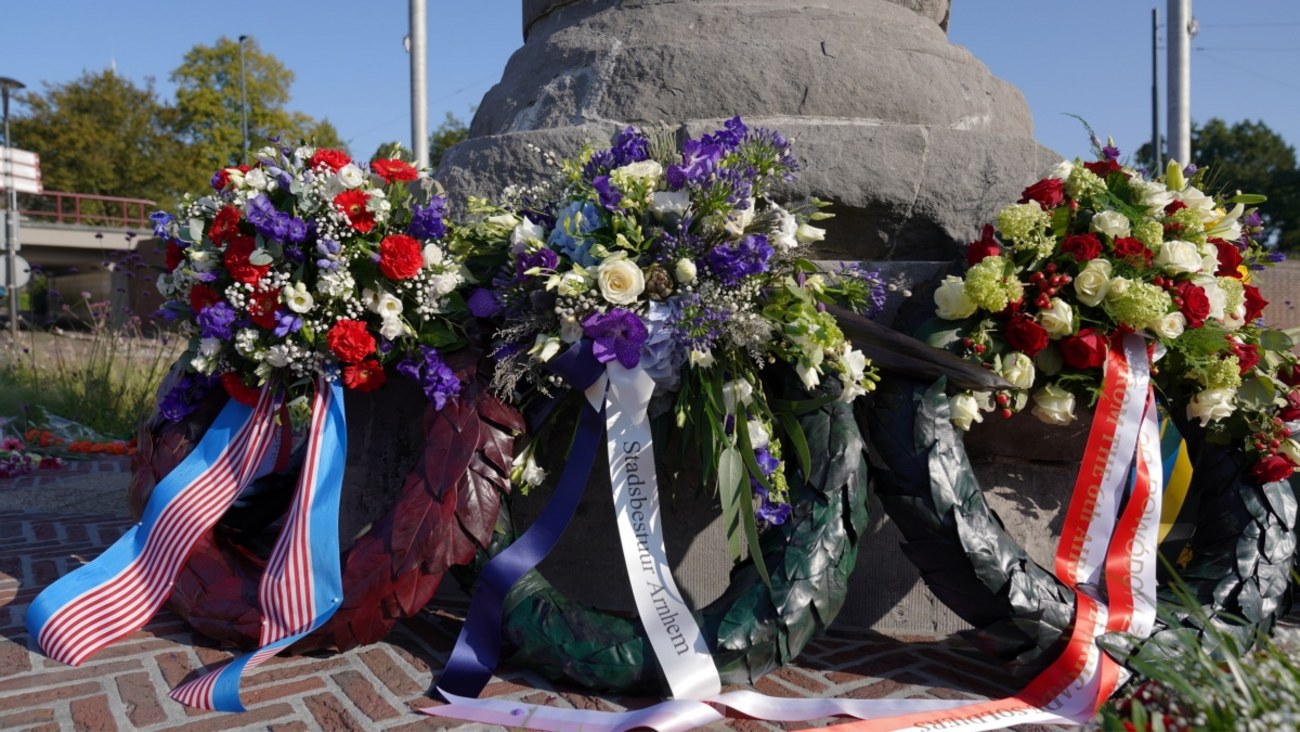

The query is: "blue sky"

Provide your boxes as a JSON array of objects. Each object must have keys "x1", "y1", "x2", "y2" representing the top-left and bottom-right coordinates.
[{"x1": 2, "y1": 1, "x2": 1299, "y2": 167}]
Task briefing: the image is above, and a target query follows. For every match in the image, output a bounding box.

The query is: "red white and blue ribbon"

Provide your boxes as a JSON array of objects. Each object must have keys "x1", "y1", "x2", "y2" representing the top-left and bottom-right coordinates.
[
  {"x1": 27, "y1": 376, "x2": 348, "y2": 713},
  {"x1": 427, "y1": 333, "x2": 1164, "y2": 731}
]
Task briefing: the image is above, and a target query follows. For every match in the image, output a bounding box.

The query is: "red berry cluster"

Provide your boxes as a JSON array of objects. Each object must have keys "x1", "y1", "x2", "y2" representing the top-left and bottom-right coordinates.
[{"x1": 1028, "y1": 263, "x2": 1073, "y2": 310}]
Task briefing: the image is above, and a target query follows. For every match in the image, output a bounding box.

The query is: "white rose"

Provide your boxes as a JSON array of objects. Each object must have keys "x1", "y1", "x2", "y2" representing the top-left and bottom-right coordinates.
[
  {"x1": 1186, "y1": 388, "x2": 1236, "y2": 426},
  {"x1": 1130, "y1": 178, "x2": 1176, "y2": 213},
  {"x1": 1046, "y1": 160, "x2": 1074, "y2": 180},
  {"x1": 1175, "y1": 185, "x2": 1217, "y2": 215},
  {"x1": 264, "y1": 344, "x2": 291, "y2": 368},
  {"x1": 949, "y1": 392, "x2": 985, "y2": 431},
  {"x1": 510, "y1": 217, "x2": 547, "y2": 250},
  {"x1": 284, "y1": 282, "x2": 315, "y2": 314},
  {"x1": 1154, "y1": 240, "x2": 1204, "y2": 275},
  {"x1": 1090, "y1": 210, "x2": 1131, "y2": 239},
  {"x1": 596, "y1": 257, "x2": 645, "y2": 305},
  {"x1": 772, "y1": 208, "x2": 799, "y2": 250},
  {"x1": 999, "y1": 352, "x2": 1036, "y2": 390},
  {"x1": 795, "y1": 223, "x2": 826, "y2": 244},
  {"x1": 1146, "y1": 311, "x2": 1186, "y2": 340},
  {"x1": 422, "y1": 243, "x2": 445, "y2": 267},
  {"x1": 1031, "y1": 384, "x2": 1077, "y2": 426},
  {"x1": 650, "y1": 190, "x2": 690, "y2": 218},
  {"x1": 747, "y1": 420, "x2": 770, "y2": 450},
  {"x1": 1037, "y1": 298, "x2": 1075, "y2": 337},
  {"x1": 933, "y1": 275, "x2": 978, "y2": 320},
  {"x1": 378, "y1": 316, "x2": 407, "y2": 341},
  {"x1": 336, "y1": 163, "x2": 366, "y2": 190},
  {"x1": 675, "y1": 258, "x2": 697, "y2": 284},
  {"x1": 426, "y1": 273, "x2": 460, "y2": 299},
  {"x1": 243, "y1": 168, "x2": 270, "y2": 191},
  {"x1": 611, "y1": 159, "x2": 663, "y2": 187}
]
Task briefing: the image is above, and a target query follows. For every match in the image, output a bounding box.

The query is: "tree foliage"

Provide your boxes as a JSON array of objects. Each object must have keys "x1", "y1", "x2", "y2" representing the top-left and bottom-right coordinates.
[
  {"x1": 429, "y1": 111, "x2": 470, "y2": 169},
  {"x1": 11, "y1": 71, "x2": 184, "y2": 210},
  {"x1": 1191, "y1": 119, "x2": 1300, "y2": 250}
]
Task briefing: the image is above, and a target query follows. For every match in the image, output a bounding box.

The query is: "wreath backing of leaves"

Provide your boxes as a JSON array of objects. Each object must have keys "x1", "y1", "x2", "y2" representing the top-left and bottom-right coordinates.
[
  {"x1": 127, "y1": 350, "x2": 522, "y2": 653},
  {"x1": 865, "y1": 376, "x2": 1298, "y2": 677},
  {"x1": 451, "y1": 374, "x2": 870, "y2": 694}
]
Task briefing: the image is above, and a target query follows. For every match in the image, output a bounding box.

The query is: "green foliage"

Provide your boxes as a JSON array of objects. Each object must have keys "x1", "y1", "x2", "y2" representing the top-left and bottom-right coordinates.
[
  {"x1": 429, "y1": 110, "x2": 469, "y2": 168},
  {"x1": 371, "y1": 140, "x2": 413, "y2": 163},
  {"x1": 12, "y1": 70, "x2": 185, "y2": 212},
  {"x1": 1191, "y1": 118, "x2": 1300, "y2": 251}
]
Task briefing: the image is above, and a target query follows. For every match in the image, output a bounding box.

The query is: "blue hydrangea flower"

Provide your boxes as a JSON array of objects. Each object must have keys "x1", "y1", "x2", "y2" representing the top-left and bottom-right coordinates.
[
  {"x1": 547, "y1": 201, "x2": 604, "y2": 268},
  {"x1": 641, "y1": 301, "x2": 684, "y2": 392}
]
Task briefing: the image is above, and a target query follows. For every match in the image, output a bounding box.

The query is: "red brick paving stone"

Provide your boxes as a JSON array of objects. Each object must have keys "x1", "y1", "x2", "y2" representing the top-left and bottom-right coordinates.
[
  {"x1": 304, "y1": 690, "x2": 365, "y2": 729},
  {"x1": 243, "y1": 676, "x2": 328, "y2": 705},
  {"x1": 754, "y1": 675, "x2": 800, "y2": 698},
  {"x1": 267, "y1": 723, "x2": 311, "y2": 732},
  {"x1": 116, "y1": 671, "x2": 169, "y2": 727},
  {"x1": 481, "y1": 679, "x2": 538, "y2": 697},
  {"x1": 155, "y1": 651, "x2": 198, "y2": 687},
  {"x1": 914, "y1": 647, "x2": 1024, "y2": 687},
  {"x1": 0, "y1": 638, "x2": 31, "y2": 677},
  {"x1": 920, "y1": 667, "x2": 1020, "y2": 699},
  {"x1": 521, "y1": 692, "x2": 559, "y2": 705},
  {"x1": 0, "y1": 659, "x2": 141, "y2": 692},
  {"x1": 95, "y1": 638, "x2": 176, "y2": 661},
  {"x1": 0, "y1": 680, "x2": 100, "y2": 708},
  {"x1": 386, "y1": 715, "x2": 458, "y2": 731},
  {"x1": 834, "y1": 651, "x2": 925, "y2": 677},
  {"x1": 333, "y1": 669, "x2": 402, "y2": 722},
  {"x1": 358, "y1": 647, "x2": 424, "y2": 696},
  {"x1": 164, "y1": 702, "x2": 297, "y2": 732},
  {"x1": 846, "y1": 674, "x2": 933, "y2": 700},
  {"x1": 193, "y1": 643, "x2": 232, "y2": 666},
  {"x1": 70, "y1": 693, "x2": 117, "y2": 732},
  {"x1": 925, "y1": 686, "x2": 988, "y2": 702},
  {"x1": 0, "y1": 708, "x2": 55, "y2": 728},
  {"x1": 771, "y1": 667, "x2": 830, "y2": 694},
  {"x1": 557, "y1": 690, "x2": 622, "y2": 712},
  {"x1": 247, "y1": 656, "x2": 350, "y2": 686}
]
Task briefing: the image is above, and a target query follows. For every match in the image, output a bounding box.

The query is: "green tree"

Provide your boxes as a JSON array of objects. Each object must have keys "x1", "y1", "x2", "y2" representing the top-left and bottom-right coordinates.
[
  {"x1": 429, "y1": 111, "x2": 469, "y2": 169},
  {"x1": 11, "y1": 70, "x2": 184, "y2": 212},
  {"x1": 169, "y1": 36, "x2": 345, "y2": 190},
  {"x1": 1191, "y1": 118, "x2": 1300, "y2": 249},
  {"x1": 371, "y1": 141, "x2": 413, "y2": 163}
]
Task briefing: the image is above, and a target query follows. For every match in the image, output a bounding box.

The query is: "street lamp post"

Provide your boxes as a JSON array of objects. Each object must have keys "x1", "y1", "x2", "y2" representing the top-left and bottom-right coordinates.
[
  {"x1": 238, "y1": 35, "x2": 250, "y2": 164},
  {"x1": 1, "y1": 76, "x2": 24, "y2": 337}
]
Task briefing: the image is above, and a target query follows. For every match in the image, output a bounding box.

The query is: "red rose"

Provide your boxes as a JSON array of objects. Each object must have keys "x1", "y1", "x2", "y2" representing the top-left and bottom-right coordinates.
[
  {"x1": 1251, "y1": 454, "x2": 1296, "y2": 485},
  {"x1": 224, "y1": 236, "x2": 270, "y2": 285},
  {"x1": 1004, "y1": 314, "x2": 1050, "y2": 356},
  {"x1": 1212, "y1": 238, "x2": 1244, "y2": 278},
  {"x1": 209, "y1": 205, "x2": 243, "y2": 247},
  {"x1": 1281, "y1": 364, "x2": 1300, "y2": 388},
  {"x1": 378, "y1": 234, "x2": 424, "y2": 279},
  {"x1": 1059, "y1": 328, "x2": 1108, "y2": 370},
  {"x1": 333, "y1": 189, "x2": 376, "y2": 233},
  {"x1": 220, "y1": 372, "x2": 262, "y2": 406},
  {"x1": 1061, "y1": 233, "x2": 1102, "y2": 262},
  {"x1": 189, "y1": 283, "x2": 220, "y2": 313},
  {"x1": 309, "y1": 148, "x2": 352, "y2": 172},
  {"x1": 1083, "y1": 159, "x2": 1123, "y2": 178},
  {"x1": 1112, "y1": 236, "x2": 1152, "y2": 264},
  {"x1": 327, "y1": 319, "x2": 376, "y2": 363},
  {"x1": 1019, "y1": 178, "x2": 1065, "y2": 209},
  {"x1": 1229, "y1": 339, "x2": 1261, "y2": 375},
  {"x1": 1175, "y1": 281, "x2": 1211, "y2": 329},
  {"x1": 246, "y1": 289, "x2": 280, "y2": 330},
  {"x1": 1243, "y1": 285, "x2": 1267, "y2": 324},
  {"x1": 165, "y1": 241, "x2": 185, "y2": 273},
  {"x1": 342, "y1": 359, "x2": 387, "y2": 392},
  {"x1": 966, "y1": 224, "x2": 1001, "y2": 266},
  {"x1": 371, "y1": 158, "x2": 419, "y2": 184},
  {"x1": 1164, "y1": 200, "x2": 1188, "y2": 216},
  {"x1": 1280, "y1": 390, "x2": 1300, "y2": 422},
  {"x1": 211, "y1": 165, "x2": 249, "y2": 192}
]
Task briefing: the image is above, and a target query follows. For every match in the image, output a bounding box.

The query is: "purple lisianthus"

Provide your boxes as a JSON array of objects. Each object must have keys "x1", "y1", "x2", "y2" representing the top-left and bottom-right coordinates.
[
  {"x1": 547, "y1": 200, "x2": 604, "y2": 268},
  {"x1": 468, "y1": 288, "x2": 505, "y2": 318},
  {"x1": 398, "y1": 345, "x2": 462, "y2": 410},
  {"x1": 753, "y1": 482, "x2": 792, "y2": 527},
  {"x1": 196, "y1": 301, "x2": 238, "y2": 340},
  {"x1": 582, "y1": 308, "x2": 649, "y2": 369},
  {"x1": 272, "y1": 310, "x2": 302, "y2": 338},
  {"x1": 754, "y1": 446, "x2": 780, "y2": 477},
  {"x1": 244, "y1": 195, "x2": 278, "y2": 235},
  {"x1": 149, "y1": 210, "x2": 175, "y2": 239},
  {"x1": 593, "y1": 175, "x2": 623, "y2": 211},
  {"x1": 286, "y1": 216, "x2": 308, "y2": 244},
  {"x1": 408, "y1": 195, "x2": 449, "y2": 240},
  {"x1": 516, "y1": 248, "x2": 559, "y2": 278},
  {"x1": 707, "y1": 234, "x2": 773, "y2": 285},
  {"x1": 159, "y1": 372, "x2": 218, "y2": 422}
]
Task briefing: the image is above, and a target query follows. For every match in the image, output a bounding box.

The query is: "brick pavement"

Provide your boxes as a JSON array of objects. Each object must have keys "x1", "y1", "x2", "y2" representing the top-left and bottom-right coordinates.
[
  {"x1": 0, "y1": 507, "x2": 1045, "y2": 731},
  {"x1": 0, "y1": 458, "x2": 132, "y2": 492}
]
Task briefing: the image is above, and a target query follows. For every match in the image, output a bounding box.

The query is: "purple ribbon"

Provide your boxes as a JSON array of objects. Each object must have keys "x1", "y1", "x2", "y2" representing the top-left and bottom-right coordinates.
[{"x1": 436, "y1": 339, "x2": 606, "y2": 698}]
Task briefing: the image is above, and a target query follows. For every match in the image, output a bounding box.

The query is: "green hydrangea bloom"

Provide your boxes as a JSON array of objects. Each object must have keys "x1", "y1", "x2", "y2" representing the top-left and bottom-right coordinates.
[
  {"x1": 1133, "y1": 219, "x2": 1164, "y2": 248},
  {"x1": 1104, "y1": 279, "x2": 1172, "y2": 329},
  {"x1": 964, "y1": 255, "x2": 1024, "y2": 313},
  {"x1": 1220, "y1": 277, "x2": 1245, "y2": 317},
  {"x1": 1066, "y1": 165, "x2": 1107, "y2": 200},
  {"x1": 1166, "y1": 207, "x2": 1207, "y2": 244},
  {"x1": 996, "y1": 202, "x2": 1051, "y2": 249},
  {"x1": 1201, "y1": 355, "x2": 1243, "y2": 390}
]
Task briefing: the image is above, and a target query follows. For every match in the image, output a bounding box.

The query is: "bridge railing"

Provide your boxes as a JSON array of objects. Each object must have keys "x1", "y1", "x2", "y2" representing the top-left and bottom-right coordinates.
[{"x1": 16, "y1": 190, "x2": 158, "y2": 230}]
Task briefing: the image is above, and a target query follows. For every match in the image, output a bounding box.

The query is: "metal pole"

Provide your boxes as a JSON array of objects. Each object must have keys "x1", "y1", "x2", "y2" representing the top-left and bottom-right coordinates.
[
  {"x1": 1, "y1": 77, "x2": 24, "y2": 337},
  {"x1": 410, "y1": 0, "x2": 429, "y2": 169},
  {"x1": 1151, "y1": 7, "x2": 1161, "y2": 173},
  {"x1": 1167, "y1": 0, "x2": 1192, "y2": 165},
  {"x1": 239, "y1": 35, "x2": 250, "y2": 163}
]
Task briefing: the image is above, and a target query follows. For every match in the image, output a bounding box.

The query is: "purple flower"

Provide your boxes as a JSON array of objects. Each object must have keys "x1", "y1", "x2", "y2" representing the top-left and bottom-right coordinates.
[
  {"x1": 641, "y1": 301, "x2": 684, "y2": 391},
  {"x1": 272, "y1": 310, "x2": 302, "y2": 338},
  {"x1": 754, "y1": 485, "x2": 792, "y2": 527},
  {"x1": 1102, "y1": 144, "x2": 1121, "y2": 161},
  {"x1": 468, "y1": 288, "x2": 504, "y2": 318},
  {"x1": 707, "y1": 234, "x2": 773, "y2": 285},
  {"x1": 398, "y1": 346, "x2": 461, "y2": 410},
  {"x1": 593, "y1": 175, "x2": 622, "y2": 211},
  {"x1": 582, "y1": 126, "x2": 651, "y2": 179},
  {"x1": 245, "y1": 195, "x2": 278, "y2": 235},
  {"x1": 547, "y1": 201, "x2": 604, "y2": 268},
  {"x1": 149, "y1": 210, "x2": 175, "y2": 239},
  {"x1": 286, "y1": 216, "x2": 308, "y2": 244},
  {"x1": 582, "y1": 308, "x2": 649, "y2": 369},
  {"x1": 408, "y1": 196, "x2": 449, "y2": 240},
  {"x1": 159, "y1": 373, "x2": 218, "y2": 422},
  {"x1": 702, "y1": 116, "x2": 748, "y2": 152},
  {"x1": 667, "y1": 138, "x2": 723, "y2": 189},
  {"x1": 754, "y1": 446, "x2": 780, "y2": 477},
  {"x1": 196, "y1": 301, "x2": 238, "y2": 340},
  {"x1": 517, "y1": 248, "x2": 559, "y2": 278}
]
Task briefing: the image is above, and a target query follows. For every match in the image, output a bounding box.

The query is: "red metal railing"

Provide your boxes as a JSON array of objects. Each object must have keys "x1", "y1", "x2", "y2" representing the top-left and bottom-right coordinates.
[{"x1": 17, "y1": 190, "x2": 157, "y2": 229}]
